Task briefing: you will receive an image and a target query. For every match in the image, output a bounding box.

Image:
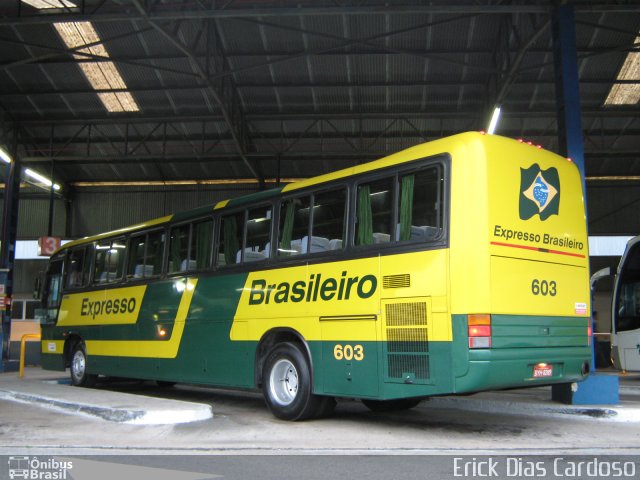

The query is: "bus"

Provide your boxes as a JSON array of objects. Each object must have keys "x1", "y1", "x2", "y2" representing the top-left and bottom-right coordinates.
[
  {"x1": 38, "y1": 132, "x2": 592, "y2": 420},
  {"x1": 611, "y1": 235, "x2": 640, "y2": 372}
]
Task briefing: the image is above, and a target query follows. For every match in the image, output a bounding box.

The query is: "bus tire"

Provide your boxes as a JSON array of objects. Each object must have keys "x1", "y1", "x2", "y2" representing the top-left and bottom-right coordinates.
[
  {"x1": 362, "y1": 398, "x2": 422, "y2": 412},
  {"x1": 262, "y1": 342, "x2": 328, "y2": 421},
  {"x1": 70, "y1": 341, "x2": 97, "y2": 387}
]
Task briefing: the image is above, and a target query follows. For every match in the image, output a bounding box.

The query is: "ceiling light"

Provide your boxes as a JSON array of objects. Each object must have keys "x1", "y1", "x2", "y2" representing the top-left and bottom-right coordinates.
[
  {"x1": 487, "y1": 106, "x2": 502, "y2": 134},
  {"x1": 604, "y1": 34, "x2": 640, "y2": 105},
  {"x1": 25, "y1": 168, "x2": 61, "y2": 191},
  {"x1": 21, "y1": 0, "x2": 76, "y2": 9},
  {"x1": 54, "y1": 21, "x2": 139, "y2": 112},
  {"x1": 0, "y1": 147, "x2": 11, "y2": 164}
]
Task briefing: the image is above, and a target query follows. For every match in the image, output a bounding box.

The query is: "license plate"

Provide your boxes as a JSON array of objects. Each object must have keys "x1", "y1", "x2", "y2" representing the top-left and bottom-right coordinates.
[{"x1": 533, "y1": 364, "x2": 553, "y2": 378}]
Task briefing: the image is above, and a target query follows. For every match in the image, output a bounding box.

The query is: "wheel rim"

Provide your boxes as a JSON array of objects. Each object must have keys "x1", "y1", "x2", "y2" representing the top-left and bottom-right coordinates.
[
  {"x1": 268, "y1": 358, "x2": 299, "y2": 406},
  {"x1": 72, "y1": 349, "x2": 86, "y2": 380}
]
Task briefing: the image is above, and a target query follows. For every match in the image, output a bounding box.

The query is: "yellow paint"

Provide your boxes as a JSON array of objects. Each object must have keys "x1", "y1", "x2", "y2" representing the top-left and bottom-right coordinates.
[
  {"x1": 490, "y1": 256, "x2": 590, "y2": 316},
  {"x1": 85, "y1": 278, "x2": 197, "y2": 358},
  {"x1": 231, "y1": 250, "x2": 450, "y2": 342},
  {"x1": 57, "y1": 286, "x2": 147, "y2": 326},
  {"x1": 320, "y1": 318, "x2": 378, "y2": 342},
  {"x1": 448, "y1": 133, "x2": 589, "y2": 316},
  {"x1": 214, "y1": 199, "x2": 230, "y2": 210}
]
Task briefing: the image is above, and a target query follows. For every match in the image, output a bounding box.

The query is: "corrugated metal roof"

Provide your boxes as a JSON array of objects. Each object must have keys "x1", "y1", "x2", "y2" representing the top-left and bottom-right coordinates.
[{"x1": 0, "y1": 0, "x2": 637, "y2": 192}]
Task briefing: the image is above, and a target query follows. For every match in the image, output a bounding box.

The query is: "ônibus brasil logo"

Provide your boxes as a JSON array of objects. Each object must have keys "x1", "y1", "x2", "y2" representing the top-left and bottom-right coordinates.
[{"x1": 519, "y1": 164, "x2": 560, "y2": 221}]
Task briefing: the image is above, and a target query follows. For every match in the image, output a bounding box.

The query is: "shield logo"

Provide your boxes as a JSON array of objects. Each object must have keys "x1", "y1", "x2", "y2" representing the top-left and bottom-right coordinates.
[{"x1": 520, "y1": 164, "x2": 560, "y2": 221}]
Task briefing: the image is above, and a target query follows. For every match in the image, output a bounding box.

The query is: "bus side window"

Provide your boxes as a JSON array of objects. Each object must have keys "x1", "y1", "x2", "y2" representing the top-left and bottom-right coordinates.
[
  {"x1": 311, "y1": 189, "x2": 346, "y2": 252},
  {"x1": 356, "y1": 177, "x2": 394, "y2": 246},
  {"x1": 94, "y1": 238, "x2": 126, "y2": 284},
  {"x1": 66, "y1": 246, "x2": 90, "y2": 289},
  {"x1": 191, "y1": 218, "x2": 213, "y2": 270},
  {"x1": 128, "y1": 230, "x2": 167, "y2": 278},
  {"x1": 617, "y1": 282, "x2": 640, "y2": 332},
  {"x1": 398, "y1": 166, "x2": 443, "y2": 242},
  {"x1": 278, "y1": 196, "x2": 311, "y2": 257},
  {"x1": 169, "y1": 224, "x2": 191, "y2": 273},
  {"x1": 218, "y1": 212, "x2": 244, "y2": 266},
  {"x1": 245, "y1": 207, "x2": 271, "y2": 261}
]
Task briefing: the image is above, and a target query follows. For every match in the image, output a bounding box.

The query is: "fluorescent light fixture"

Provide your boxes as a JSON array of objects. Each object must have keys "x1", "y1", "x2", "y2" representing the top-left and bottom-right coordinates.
[
  {"x1": 53, "y1": 21, "x2": 139, "y2": 112},
  {"x1": 0, "y1": 147, "x2": 11, "y2": 164},
  {"x1": 487, "y1": 106, "x2": 502, "y2": 134},
  {"x1": 25, "y1": 168, "x2": 61, "y2": 191},
  {"x1": 21, "y1": 0, "x2": 76, "y2": 8},
  {"x1": 605, "y1": 34, "x2": 640, "y2": 105},
  {"x1": 0, "y1": 149, "x2": 60, "y2": 191}
]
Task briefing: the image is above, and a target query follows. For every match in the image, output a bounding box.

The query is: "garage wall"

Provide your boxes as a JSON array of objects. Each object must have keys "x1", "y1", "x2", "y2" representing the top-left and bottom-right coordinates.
[
  {"x1": 70, "y1": 185, "x2": 262, "y2": 236},
  {"x1": 587, "y1": 184, "x2": 640, "y2": 235},
  {"x1": 0, "y1": 196, "x2": 66, "y2": 238}
]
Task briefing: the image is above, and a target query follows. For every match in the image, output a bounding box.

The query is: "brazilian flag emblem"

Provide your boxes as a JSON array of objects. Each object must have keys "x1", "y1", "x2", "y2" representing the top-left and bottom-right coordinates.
[{"x1": 519, "y1": 164, "x2": 560, "y2": 221}]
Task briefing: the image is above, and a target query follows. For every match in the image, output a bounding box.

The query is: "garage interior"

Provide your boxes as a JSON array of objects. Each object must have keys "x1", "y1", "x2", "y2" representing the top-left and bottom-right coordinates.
[{"x1": 0, "y1": 1, "x2": 639, "y2": 366}]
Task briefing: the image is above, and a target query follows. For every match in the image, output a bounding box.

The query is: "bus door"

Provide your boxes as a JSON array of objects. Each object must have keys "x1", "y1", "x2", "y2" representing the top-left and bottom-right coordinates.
[
  {"x1": 612, "y1": 237, "x2": 640, "y2": 372},
  {"x1": 41, "y1": 256, "x2": 64, "y2": 324}
]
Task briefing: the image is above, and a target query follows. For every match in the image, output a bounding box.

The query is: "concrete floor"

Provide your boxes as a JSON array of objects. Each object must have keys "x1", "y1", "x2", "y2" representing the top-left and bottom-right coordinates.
[{"x1": 1, "y1": 368, "x2": 639, "y2": 456}]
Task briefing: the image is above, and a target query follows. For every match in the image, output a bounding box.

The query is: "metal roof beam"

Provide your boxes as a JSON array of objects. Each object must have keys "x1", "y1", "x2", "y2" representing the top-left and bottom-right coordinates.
[
  {"x1": 20, "y1": 146, "x2": 640, "y2": 167},
  {"x1": 2, "y1": 78, "x2": 636, "y2": 99},
  {"x1": 11, "y1": 107, "x2": 640, "y2": 127},
  {"x1": 21, "y1": 126, "x2": 640, "y2": 148},
  {"x1": 2, "y1": 4, "x2": 638, "y2": 26},
  {"x1": 129, "y1": 0, "x2": 261, "y2": 183},
  {"x1": 6, "y1": 46, "x2": 635, "y2": 67}
]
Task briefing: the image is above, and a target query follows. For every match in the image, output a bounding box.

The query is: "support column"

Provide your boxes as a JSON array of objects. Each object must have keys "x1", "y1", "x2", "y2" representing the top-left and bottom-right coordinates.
[
  {"x1": 0, "y1": 132, "x2": 21, "y2": 368},
  {"x1": 550, "y1": 3, "x2": 618, "y2": 405}
]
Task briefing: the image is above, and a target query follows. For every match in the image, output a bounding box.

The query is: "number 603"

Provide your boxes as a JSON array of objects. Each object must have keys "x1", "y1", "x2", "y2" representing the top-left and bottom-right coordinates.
[
  {"x1": 531, "y1": 279, "x2": 557, "y2": 296},
  {"x1": 333, "y1": 344, "x2": 364, "y2": 361}
]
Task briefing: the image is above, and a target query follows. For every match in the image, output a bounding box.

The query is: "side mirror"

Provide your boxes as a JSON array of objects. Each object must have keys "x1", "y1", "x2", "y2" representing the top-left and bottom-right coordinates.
[
  {"x1": 590, "y1": 267, "x2": 611, "y2": 290},
  {"x1": 33, "y1": 273, "x2": 42, "y2": 300}
]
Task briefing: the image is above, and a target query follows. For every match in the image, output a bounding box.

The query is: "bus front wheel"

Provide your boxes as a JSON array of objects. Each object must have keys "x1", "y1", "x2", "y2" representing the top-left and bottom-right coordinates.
[
  {"x1": 70, "y1": 341, "x2": 97, "y2": 387},
  {"x1": 262, "y1": 342, "x2": 334, "y2": 421}
]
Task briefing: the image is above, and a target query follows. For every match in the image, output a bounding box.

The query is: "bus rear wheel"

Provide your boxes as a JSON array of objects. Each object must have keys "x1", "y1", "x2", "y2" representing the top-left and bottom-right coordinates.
[
  {"x1": 262, "y1": 342, "x2": 334, "y2": 421},
  {"x1": 362, "y1": 398, "x2": 422, "y2": 412},
  {"x1": 70, "y1": 341, "x2": 97, "y2": 387}
]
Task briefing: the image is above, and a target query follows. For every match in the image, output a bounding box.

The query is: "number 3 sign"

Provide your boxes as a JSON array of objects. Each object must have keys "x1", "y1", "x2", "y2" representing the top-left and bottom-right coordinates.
[{"x1": 38, "y1": 236, "x2": 61, "y2": 256}]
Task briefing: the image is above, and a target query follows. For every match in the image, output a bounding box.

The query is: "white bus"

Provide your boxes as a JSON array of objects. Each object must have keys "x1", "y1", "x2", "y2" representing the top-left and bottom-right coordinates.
[{"x1": 611, "y1": 236, "x2": 640, "y2": 371}]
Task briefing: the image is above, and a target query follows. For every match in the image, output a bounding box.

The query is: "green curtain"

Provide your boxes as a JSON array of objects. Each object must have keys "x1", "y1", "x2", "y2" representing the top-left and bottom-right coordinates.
[
  {"x1": 280, "y1": 201, "x2": 296, "y2": 252},
  {"x1": 223, "y1": 216, "x2": 240, "y2": 265},
  {"x1": 356, "y1": 185, "x2": 373, "y2": 246},
  {"x1": 399, "y1": 175, "x2": 415, "y2": 241},
  {"x1": 195, "y1": 220, "x2": 213, "y2": 269}
]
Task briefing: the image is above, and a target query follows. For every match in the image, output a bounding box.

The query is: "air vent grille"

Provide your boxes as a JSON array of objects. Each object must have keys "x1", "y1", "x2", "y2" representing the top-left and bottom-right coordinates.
[
  {"x1": 384, "y1": 300, "x2": 430, "y2": 382},
  {"x1": 385, "y1": 302, "x2": 427, "y2": 327},
  {"x1": 383, "y1": 274, "x2": 411, "y2": 289}
]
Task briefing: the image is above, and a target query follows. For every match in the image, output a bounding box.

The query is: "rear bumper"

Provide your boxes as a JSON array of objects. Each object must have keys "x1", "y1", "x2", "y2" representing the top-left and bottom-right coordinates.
[{"x1": 455, "y1": 346, "x2": 591, "y2": 393}]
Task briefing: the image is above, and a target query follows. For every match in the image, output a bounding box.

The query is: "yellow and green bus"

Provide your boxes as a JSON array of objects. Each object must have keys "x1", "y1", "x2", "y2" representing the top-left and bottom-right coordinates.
[{"x1": 38, "y1": 132, "x2": 592, "y2": 420}]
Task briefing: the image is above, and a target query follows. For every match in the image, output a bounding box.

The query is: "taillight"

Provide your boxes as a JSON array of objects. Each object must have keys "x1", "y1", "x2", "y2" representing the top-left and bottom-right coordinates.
[
  {"x1": 468, "y1": 314, "x2": 492, "y2": 348},
  {"x1": 587, "y1": 323, "x2": 593, "y2": 347}
]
